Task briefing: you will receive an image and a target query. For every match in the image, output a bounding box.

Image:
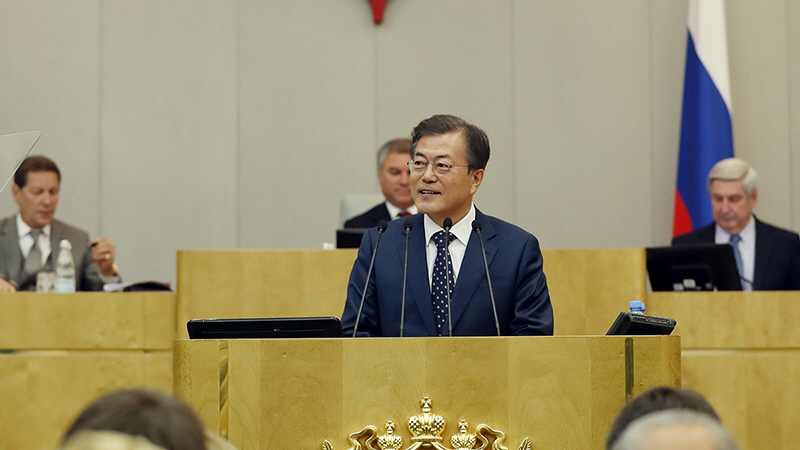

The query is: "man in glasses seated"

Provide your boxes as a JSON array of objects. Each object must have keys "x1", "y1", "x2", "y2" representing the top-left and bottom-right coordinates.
[{"x1": 341, "y1": 114, "x2": 553, "y2": 337}]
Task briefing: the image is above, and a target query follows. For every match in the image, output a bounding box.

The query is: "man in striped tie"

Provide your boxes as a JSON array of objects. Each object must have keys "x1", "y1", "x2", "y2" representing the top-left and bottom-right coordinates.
[
  {"x1": 672, "y1": 158, "x2": 800, "y2": 290},
  {"x1": 0, "y1": 156, "x2": 122, "y2": 291}
]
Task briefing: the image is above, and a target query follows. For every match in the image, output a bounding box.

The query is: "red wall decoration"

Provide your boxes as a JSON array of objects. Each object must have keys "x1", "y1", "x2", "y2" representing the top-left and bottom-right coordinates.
[{"x1": 370, "y1": 0, "x2": 389, "y2": 24}]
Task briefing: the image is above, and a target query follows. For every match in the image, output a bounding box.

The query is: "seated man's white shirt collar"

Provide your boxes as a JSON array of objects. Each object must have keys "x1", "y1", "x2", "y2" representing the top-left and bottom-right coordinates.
[
  {"x1": 16, "y1": 214, "x2": 52, "y2": 261},
  {"x1": 715, "y1": 215, "x2": 755, "y2": 290},
  {"x1": 386, "y1": 202, "x2": 418, "y2": 219},
  {"x1": 423, "y1": 204, "x2": 475, "y2": 286}
]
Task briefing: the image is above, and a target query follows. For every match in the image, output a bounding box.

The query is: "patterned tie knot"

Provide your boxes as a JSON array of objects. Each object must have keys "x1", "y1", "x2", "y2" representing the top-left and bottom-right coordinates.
[
  {"x1": 30, "y1": 229, "x2": 42, "y2": 240},
  {"x1": 730, "y1": 234, "x2": 741, "y2": 245},
  {"x1": 397, "y1": 210, "x2": 411, "y2": 218},
  {"x1": 432, "y1": 230, "x2": 453, "y2": 250}
]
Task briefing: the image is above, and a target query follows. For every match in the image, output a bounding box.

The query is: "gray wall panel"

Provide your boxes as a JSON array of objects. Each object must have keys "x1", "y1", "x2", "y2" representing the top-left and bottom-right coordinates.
[
  {"x1": 514, "y1": 0, "x2": 653, "y2": 248},
  {"x1": 237, "y1": 0, "x2": 375, "y2": 249},
  {"x1": 100, "y1": 1, "x2": 239, "y2": 283}
]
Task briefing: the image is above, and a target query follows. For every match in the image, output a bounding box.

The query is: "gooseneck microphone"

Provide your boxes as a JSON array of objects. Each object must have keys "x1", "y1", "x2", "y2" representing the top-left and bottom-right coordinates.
[
  {"x1": 443, "y1": 217, "x2": 454, "y2": 337},
  {"x1": 352, "y1": 220, "x2": 388, "y2": 337},
  {"x1": 399, "y1": 217, "x2": 413, "y2": 337},
  {"x1": 472, "y1": 220, "x2": 500, "y2": 336}
]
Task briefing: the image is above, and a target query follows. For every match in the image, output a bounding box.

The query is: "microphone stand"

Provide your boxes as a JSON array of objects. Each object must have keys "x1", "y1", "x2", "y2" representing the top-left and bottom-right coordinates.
[
  {"x1": 352, "y1": 221, "x2": 387, "y2": 337},
  {"x1": 400, "y1": 217, "x2": 413, "y2": 337}
]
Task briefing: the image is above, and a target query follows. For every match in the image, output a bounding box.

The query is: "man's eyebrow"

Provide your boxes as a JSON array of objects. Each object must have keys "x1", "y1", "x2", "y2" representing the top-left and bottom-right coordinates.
[{"x1": 414, "y1": 151, "x2": 451, "y2": 160}]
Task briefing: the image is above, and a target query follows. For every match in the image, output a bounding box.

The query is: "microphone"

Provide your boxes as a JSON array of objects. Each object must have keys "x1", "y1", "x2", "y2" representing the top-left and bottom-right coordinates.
[
  {"x1": 472, "y1": 220, "x2": 500, "y2": 336},
  {"x1": 399, "y1": 216, "x2": 413, "y2": 337},
  {"x1": 443, "y1": 217, "x2": 453, "y2": 337},
  {"x1": 352, "y1": 220, "x2": 388, "y2": 337}
]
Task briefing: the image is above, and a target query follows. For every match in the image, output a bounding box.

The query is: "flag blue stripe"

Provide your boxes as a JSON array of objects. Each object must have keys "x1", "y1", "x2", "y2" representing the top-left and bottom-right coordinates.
[{"x1": 676, "y1": 31, "x2": 734, "y2": 230}]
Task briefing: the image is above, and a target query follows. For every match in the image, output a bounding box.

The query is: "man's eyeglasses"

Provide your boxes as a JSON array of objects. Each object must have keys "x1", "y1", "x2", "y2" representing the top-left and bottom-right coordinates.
[{"x1": 408, "y1": 159, "x2": 470, "y2": 176}]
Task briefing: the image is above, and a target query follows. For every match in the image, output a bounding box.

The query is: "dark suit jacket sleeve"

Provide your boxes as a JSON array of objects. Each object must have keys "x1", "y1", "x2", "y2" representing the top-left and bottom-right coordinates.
[
  {"x1": 341, "y1": 229, "x2": 380, "y2": 336},
  {"x1": 344, "y1": 204, "x2": 391, "y2": 229},
  {"x1": 789, "y1": 237, "x2": 800, "y2": 290},
  {"x1": 78, "y1": 244, "x2": 105, "y2": 291},
  {"x1": 509, "y1": 233, "x2": 554, "y2": 335}
]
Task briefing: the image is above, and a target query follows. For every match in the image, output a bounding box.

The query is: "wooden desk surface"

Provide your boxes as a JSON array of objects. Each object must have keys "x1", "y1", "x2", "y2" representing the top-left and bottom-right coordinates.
[
  {"x1": 0, "y1": 292, "x2": 175, "y2": 450},
  {"x1": 646, "y1": 290, "x2": 800, "y2": 349},
  {"x1": 646, "y1": 290, "x2": 800, "y2": 449},
  {"x1": 0, "y1": 292, "x2": 176, "y2": 350}
]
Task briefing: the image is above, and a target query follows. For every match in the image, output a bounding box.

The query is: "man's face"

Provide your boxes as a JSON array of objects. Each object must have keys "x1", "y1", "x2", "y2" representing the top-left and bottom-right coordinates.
[
  {"x1": 378, "y1": 151, "x2": 413, "y2": 209},
  {"x1": 710, "y1": 179, "x2": 756, "y2": 235},
  {"x1": 410, "y1": 131, "x2": 483, "y2": 227},
  {"x1": 11, "y1": 171, "x2": 60, "y2": 229}
]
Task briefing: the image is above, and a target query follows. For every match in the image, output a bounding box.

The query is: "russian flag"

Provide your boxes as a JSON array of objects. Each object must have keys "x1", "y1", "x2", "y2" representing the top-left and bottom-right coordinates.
[{"x1": 673, "y1": 0, "x2": 734, "y2": 237}]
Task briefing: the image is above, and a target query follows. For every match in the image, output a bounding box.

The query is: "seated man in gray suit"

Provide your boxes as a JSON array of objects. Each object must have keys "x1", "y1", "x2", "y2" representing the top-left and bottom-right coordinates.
[
  {"x1": 672, "y1": 157, "x2": 800, "y2": 290},
  {"x1": 344, "y1": 138, "x2": 417, "y2": 228},
  {"x1": 0, "y1": 156, "x2": 121, "y2": 292}
]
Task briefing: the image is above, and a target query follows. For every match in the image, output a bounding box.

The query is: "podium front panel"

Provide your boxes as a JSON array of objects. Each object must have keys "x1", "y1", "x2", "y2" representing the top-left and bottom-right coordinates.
[{"x1": 175, "y1": 336, "x2": 679, "y2": 450}]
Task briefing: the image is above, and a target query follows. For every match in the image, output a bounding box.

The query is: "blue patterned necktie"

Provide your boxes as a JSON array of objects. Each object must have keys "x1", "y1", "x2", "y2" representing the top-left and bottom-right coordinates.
[
  {"x1": 729, "y1": 234, "x2": 745, "y2": 288},
  {"x1": 431, "y1": 230, "x2": 454, "y2": 335}
]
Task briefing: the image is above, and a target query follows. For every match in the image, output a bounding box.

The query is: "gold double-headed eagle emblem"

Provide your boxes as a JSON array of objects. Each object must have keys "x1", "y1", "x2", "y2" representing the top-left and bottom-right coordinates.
[{"x1": 322, "y1": 397, "x2": 531, "y2": 450}]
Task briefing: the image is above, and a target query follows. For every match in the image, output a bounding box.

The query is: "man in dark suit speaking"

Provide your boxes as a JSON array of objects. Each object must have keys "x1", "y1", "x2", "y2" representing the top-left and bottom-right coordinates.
[
  {"x1": 672, "y1": 157, "x2": 800, "y2": 290},
  {"x1": 341, "y1": 114, "x2": 553, "y2": 337}
]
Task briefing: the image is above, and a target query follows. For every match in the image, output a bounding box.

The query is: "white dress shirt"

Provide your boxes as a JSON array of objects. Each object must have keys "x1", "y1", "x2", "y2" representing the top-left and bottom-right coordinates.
[
  {"x1": 386, "y1": 202, "x2": 418, "y2": 220},
  {"x1": 423, "y1": 204, "x2": 476, "y2": 287}
]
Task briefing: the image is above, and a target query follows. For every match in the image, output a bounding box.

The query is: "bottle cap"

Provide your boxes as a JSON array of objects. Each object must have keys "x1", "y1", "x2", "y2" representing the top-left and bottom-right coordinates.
[{"x1": 629, "y1": 300, "x2": 645, "y2": 312}]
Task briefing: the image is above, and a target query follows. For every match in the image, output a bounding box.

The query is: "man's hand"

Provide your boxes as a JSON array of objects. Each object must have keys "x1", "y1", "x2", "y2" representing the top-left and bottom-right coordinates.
[
  {"x1": 89, "y1": 237, "x2": 117, "y2": 277},
  {"x1": 0, "y1": 277, "x2": 17, "y2": 293}
]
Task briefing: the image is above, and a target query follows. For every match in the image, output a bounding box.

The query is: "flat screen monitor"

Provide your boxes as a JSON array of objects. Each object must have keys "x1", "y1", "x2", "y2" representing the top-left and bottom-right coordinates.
[
  {"x1": 606, "y1": 311, "x2": 676, "y2": 335},
  {"x1": 187, "y1": 316, "x2": 342, "y2": 339},
  {"x1": 646, "y1": 244, "x2": 742, "y2": 291},
  {"x1": 337, "y1": 228, "x2": 366, "y2": 249}
]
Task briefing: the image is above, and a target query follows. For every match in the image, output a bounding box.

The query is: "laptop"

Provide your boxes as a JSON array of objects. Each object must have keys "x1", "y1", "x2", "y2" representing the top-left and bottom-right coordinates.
[
  {"x1": 646, "y1": 244, "x2": 742, "y2": 291},
  {"x1": 187, "y1": 316, "x2": 342, "y2": 339}
]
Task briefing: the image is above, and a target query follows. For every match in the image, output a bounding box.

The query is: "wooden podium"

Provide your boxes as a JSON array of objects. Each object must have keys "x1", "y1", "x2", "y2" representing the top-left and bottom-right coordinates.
[
  {"x1": 175, "y1": 336, "x2": 679, "y2": 450},
  {"x1": 0, "y1": 292, "x2": 175, "y2": 450}
]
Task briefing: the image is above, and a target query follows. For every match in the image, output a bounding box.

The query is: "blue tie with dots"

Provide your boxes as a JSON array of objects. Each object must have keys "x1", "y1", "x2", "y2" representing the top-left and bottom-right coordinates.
[{"x1": 431, "y1": 230, "x2": 454, "y2": 335}]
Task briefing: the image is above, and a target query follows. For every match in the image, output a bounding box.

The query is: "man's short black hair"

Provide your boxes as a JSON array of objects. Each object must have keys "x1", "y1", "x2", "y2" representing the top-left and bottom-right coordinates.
[
  {"x1": 14, "y1": 155, "x2": 61, "y2": 188},
  {"x1": 410, "y1": 114, "x2": 490, "y2": 172}
]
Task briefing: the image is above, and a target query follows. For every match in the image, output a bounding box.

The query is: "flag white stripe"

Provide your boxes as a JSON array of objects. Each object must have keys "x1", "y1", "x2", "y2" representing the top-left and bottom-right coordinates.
[{"x1": 688, "y1": 0, "x2": 732, "y2": 113}]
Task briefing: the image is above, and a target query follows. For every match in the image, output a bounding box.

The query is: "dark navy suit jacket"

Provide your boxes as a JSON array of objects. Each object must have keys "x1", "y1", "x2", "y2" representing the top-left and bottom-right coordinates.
[
  {"x1": 672, "y1": 218, "x2": 800, "y2": 290},
  {"x1": 341, "y1": 209, "x2": 553, "y2": 336},
  {"x1": 344, "y1": 203, "x2": 391, "y2": 229}
]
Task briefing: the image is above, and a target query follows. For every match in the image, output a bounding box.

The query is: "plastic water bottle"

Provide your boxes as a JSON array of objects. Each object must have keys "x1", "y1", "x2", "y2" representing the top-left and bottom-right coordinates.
[
  {"x1": 54, "y1": 239, "x2": 76, "y2": 293},
  {"x1": 629, "y1": 300, "x2": 645, "y2": 315}
]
